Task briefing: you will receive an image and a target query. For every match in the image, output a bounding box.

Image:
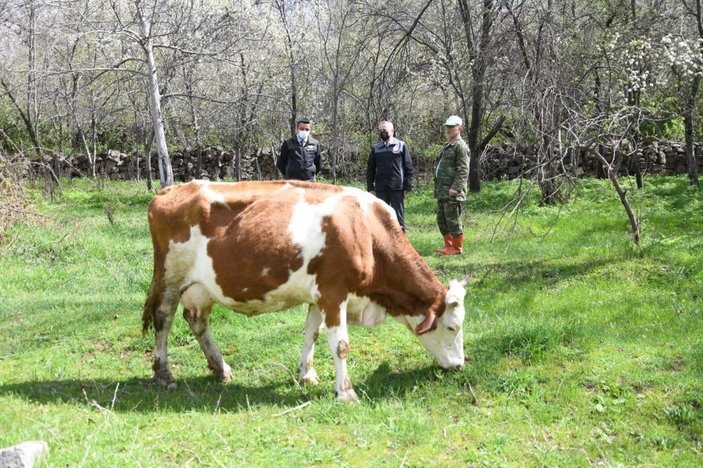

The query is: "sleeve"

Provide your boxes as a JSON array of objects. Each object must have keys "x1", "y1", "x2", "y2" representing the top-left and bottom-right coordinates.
[
  {"x1": 314, "y1": 144, "x2": 322, "y2": 175},
  {"x1": 402, "y1": 142, "x2": 414, "y2": 191},
  {"x1": 366, "y1": 148, "x2": 376, "y2": 191},
  {"x1": 451, "y1": 143, "x2": 470, "y2": 193},
  {"x1": 276, "y1": 140, "x2": 287, "y2": 177}
]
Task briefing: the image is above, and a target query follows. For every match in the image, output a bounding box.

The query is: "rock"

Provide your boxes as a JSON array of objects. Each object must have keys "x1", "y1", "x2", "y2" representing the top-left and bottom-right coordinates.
[{"x1": 0, "y1": 441, "x2": 48, "y2": 467}]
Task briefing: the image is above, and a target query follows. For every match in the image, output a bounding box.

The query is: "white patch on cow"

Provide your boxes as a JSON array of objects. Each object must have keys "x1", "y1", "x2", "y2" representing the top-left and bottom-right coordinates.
[
  {"x1": 288, "y1": 188, "x2": 333, "y2": 259},
  {"x1": 162, "y1": 222, "x2": 320, "y2": 315},
  {"x1": 164, "y1": 225, "x2": 226, "y2": 308},
  {"x1": 261, "y1": 267, "x2": 270, "y2": 277},
  {"x1": 346, "y1": 294, "x2": 387, "y2": 327},
  {"x1": 341, "y1": 186, "x2": 397, "y2": 220},
  {"x1": 200, "y1": 184, "x2": 228, "y2": 205}
]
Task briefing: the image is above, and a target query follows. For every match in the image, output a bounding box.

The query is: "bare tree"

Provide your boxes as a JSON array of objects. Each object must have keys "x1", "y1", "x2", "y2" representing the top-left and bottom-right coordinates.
[
  {"x1": 272, "y1": 0, "x2": 300, "y2": 136},
  {"x1": 318, "y1": 0, "x2": 367, "y2": 182},
  {"x1": 459, "y1": 0, "x2": 504, "y2": 193},
  {"x1": 0, "y1": 0, "x2": 48, "y2": 155},
  {"x1": 671, "y1": 0, "x2": 703, "y2": 187}
]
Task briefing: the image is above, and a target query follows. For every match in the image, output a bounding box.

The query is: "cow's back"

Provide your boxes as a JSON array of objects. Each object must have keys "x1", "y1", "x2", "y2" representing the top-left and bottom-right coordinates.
[{"x1": 147, "y1": 180, "x2": 400, "y2": 315}]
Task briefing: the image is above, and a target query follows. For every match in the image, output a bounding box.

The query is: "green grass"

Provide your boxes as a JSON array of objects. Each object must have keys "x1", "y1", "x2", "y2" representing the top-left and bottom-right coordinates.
[{"x1": 1, "y1": 176, "x2": 703, "y2": 465}]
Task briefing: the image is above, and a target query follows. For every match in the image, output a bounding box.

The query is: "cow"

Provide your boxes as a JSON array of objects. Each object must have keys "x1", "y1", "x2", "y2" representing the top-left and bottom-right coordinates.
[{"x1": 142, "y1": 180, "x2": 467, "y2": 401}]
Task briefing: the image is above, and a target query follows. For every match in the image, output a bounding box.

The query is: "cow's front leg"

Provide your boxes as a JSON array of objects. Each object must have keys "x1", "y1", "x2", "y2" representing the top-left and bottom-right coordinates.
[
  {"x1": 183, "y1": 307, "x2": 233, "y2": 382},
  {"x1": 299, "y1": 304, "x2": 323, "y2": 385},
  {"x1": 323, "y1": 299, "x2": 358, "y2": 402}
]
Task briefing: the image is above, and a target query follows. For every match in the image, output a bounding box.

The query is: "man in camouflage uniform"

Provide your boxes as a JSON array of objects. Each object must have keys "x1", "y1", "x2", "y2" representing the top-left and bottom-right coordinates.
[{"x1": 434, "y1": 115, "x2": 470, "y2": 255}]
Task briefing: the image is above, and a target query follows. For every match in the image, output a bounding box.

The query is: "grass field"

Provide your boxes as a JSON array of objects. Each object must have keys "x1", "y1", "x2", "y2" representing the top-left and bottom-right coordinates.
[{"x1": 1, "y1": 176, "x2": 702, "y2": 466}]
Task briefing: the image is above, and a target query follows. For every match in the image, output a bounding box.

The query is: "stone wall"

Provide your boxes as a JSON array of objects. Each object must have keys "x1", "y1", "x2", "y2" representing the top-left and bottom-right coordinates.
[
  {"x1": 28, "y1": 139, "x2": 703, "y2": 182},
  {"x1": 46, "y1": 146, "x2": 280, "y2": 181},
  {"x1": 480, "y1": 139, "x2": 703, "y2": 180}
]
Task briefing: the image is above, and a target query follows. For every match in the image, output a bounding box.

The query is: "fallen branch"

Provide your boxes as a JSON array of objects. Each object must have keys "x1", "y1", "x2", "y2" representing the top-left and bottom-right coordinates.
[{"x1": 273, "y1": 401, "x2": 311, "y2": 417}]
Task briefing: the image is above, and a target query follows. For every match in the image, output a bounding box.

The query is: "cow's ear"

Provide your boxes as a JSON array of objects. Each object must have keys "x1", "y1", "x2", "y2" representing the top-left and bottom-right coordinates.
[{"x1": 416, "y1": 312, "x2": 436, "y2": 335}]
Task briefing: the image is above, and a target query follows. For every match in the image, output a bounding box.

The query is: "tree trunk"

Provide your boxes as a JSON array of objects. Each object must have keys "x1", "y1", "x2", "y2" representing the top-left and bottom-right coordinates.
[
  {"x1": 589, "y1": 148, "x2": 640, "y2": 245},
  {"x1": 330, "y1": 92, "x2": 339, "y2": 184},
  {"x1": 136, "y1": 0, "x2": 173, "y2": 187},
  {"x1": 145, "y1": 131, "x2": 154, "y2": 191},
  {"x1": 684, "y1": 109, "x2": 699, "y2": 187},
  {"x1": 0, "y1": 78, "x2": 41, "y2": 156},
  {"x1": 27, "y1": 1, "x2": 40, "y2": 156},
  {"x1": 275, "y1": 1, "x2": 297, "y2": 135},
  {"x1": 465, "y1": 0, "x2": 494, "y2": 193},
  {"x1": 236, "y1": 147, "x2": 242, "y2": 182}
]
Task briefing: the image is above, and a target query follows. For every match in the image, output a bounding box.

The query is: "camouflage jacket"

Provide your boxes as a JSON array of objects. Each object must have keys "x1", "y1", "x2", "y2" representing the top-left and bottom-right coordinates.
[{"x1": 433, "y1": 137, "x2": 470, "y2": 201}]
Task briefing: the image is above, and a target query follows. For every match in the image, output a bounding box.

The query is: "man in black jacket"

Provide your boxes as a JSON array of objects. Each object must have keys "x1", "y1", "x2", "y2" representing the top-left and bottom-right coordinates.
[
  {"x1": 366, "y1": 120, "x2": 414, "y2": 232},
  {"x1": 276, "y1": 118, "x2": 321, "y2": 181}
]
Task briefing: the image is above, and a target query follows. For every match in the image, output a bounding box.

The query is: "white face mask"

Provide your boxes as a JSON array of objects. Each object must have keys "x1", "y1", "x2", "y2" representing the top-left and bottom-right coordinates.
[{"x1": 297, "y1": 130, "x2": 310, "y2": 141}]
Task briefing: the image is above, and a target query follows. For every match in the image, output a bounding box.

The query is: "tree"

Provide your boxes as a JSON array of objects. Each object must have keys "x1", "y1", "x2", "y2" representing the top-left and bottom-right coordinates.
[
  {"x1": 318, "y1": 0, "x2": 367, "y2": 182},
  {"x1": 661, "y1": 0, "x2": 703, "y2": 187},
  {"x1": 0, "y1": 0, "x2": 49, "y2": 155},
  {"x1": 460, "y1": 0, "x2": 504, "y2": 193}
]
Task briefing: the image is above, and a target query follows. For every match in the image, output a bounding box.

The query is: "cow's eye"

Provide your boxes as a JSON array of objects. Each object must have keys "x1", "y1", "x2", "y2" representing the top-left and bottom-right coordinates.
[{"x1": 447, "y1": 326, "x2": 456, "y2": 332}]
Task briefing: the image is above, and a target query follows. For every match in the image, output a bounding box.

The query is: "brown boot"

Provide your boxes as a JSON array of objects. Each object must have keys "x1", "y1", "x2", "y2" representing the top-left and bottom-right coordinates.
[
  {"x1": 434, "y1": 233, "x2": 453, "y2": 254},
  {"x1": 439, "y1": 233, "x2": 463, "y2": 255}
]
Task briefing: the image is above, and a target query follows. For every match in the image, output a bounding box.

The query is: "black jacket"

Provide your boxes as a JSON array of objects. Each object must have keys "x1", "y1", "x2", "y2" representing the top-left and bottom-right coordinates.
[
  {"x1": 366, "y1": 138, "x2": 414, "y2": 192},
  {"x1": 276, "y1": 137, "x2": 321, "y2": 181}
]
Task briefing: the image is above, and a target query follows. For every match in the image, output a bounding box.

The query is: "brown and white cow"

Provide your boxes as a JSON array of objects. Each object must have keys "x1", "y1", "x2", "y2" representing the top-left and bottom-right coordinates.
[{"x1": 142, "y1": 180, "x2": 466, "y2": 401}]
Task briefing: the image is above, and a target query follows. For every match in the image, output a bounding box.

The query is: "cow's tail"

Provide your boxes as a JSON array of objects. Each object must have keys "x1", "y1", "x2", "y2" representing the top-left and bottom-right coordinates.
[{"x1": 142, "y1": 272, "x2": 160, "y2": 334}]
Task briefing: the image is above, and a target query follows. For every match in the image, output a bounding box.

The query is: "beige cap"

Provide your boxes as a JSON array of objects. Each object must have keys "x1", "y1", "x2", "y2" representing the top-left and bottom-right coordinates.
[{"x1": 443, "y1": 115, "x2": 463, "y2": 126}]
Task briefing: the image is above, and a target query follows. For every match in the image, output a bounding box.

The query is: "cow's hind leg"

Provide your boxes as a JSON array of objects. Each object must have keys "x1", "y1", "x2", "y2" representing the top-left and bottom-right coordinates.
[
  {"x1": 322, "y1": 298, "x2": 358, "y2": 402},
  {"x1": 152, "y1": 287, "x2": 179, "y2": 387},
  {"x1": 299, "y1": 304, "x2": 323, "y2": 385},
  {"x1": 181, "y1": 284, "x2": 232, "y2": 382}
]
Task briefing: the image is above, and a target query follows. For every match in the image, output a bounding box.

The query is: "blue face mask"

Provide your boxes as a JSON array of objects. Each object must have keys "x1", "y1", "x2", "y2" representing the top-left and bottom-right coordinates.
[{"x1": 297, "y1": 130, "x2": 310, "y2": 141}]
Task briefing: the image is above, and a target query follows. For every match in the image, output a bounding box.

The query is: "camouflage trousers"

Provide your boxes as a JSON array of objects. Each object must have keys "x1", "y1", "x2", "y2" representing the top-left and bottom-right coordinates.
[{"x1": 436, "y1": 200, "x2": 463, "y2": 237}]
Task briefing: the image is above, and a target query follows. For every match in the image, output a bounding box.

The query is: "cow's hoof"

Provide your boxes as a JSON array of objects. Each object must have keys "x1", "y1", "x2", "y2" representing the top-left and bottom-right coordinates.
[
  {"x1": 299, "y1": 369, "x2": 320, "y2": 386},
  {"x1": 153, "y1": 370, "x2": 174, "y2": 387},
  {"x1": 336, "y1": 389, "x2": 359, "y2": 403},
  {"x1": 215, "y1": 364, "x2": 233, "y2": 383}
]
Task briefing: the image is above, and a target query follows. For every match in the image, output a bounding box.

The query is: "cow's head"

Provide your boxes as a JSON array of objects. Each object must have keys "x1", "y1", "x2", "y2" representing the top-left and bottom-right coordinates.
[{"x1": 405, "y1": 278, "x2": 467, "y2": 369}]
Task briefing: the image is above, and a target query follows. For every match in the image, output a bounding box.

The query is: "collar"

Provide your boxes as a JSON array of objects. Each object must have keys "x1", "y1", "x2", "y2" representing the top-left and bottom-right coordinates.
[
  {"x1": 380, "y1": 136, "x2": 398, "y2": 146},
  {"x1": 444, "y1": 136, "x2": 463, "y2": 148}
]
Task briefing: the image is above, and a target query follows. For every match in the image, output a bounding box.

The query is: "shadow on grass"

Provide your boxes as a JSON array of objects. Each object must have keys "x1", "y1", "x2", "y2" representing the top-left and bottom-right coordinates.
[
  {"x1": 0, "y1": 376, "x2": 311, "y2": 412},
  {"x1": 458, "y1": 253, "x2": 621, "y2": 292},
  {"x1": 0, "y1": 364, "x2": 458, "y2": 411},
  {"x1": 361, "y1": 363, "x2": 441, "y2": 399}
]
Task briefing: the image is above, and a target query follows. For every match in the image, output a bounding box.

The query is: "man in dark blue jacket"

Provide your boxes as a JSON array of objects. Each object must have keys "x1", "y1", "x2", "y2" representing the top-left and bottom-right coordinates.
[
  {"x1": 366, "y1": 120, "x2": 414, "y2": 232},
  {"x1": 276, "y1": 118, "x2": 322, "y2": 181}
]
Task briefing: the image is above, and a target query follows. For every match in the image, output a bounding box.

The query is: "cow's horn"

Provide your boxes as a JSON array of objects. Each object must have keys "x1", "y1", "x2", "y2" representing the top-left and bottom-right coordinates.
[{"x1": 416, "y1": 311, "x2": 436, "y2": 335}]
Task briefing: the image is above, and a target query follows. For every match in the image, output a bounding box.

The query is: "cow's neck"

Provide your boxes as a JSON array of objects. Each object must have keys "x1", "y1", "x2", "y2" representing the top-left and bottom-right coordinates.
[{"x1": 366, "y1": 244, "x2": 447, "y2": 319}]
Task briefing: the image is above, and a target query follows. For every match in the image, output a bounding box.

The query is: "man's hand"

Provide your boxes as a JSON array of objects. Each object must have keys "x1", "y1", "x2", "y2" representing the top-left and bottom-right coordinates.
[{"x1": 448, "y1": 188, "x2": 458, "y2": 197}]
